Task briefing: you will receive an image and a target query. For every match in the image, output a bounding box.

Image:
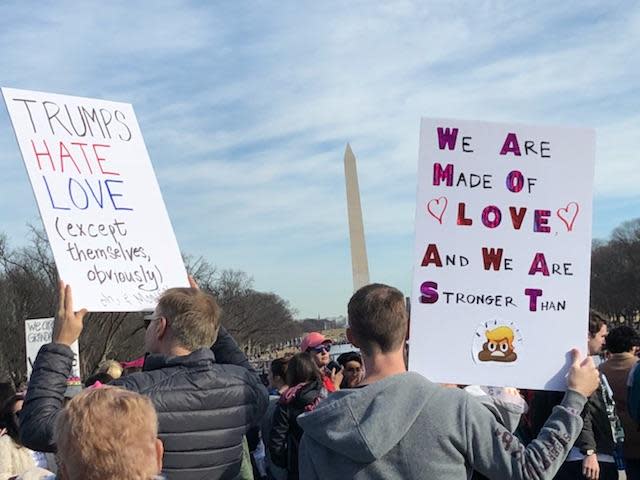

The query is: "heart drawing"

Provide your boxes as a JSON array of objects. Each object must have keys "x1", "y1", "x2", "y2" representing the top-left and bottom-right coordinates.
[
  {"x1": 427, "y1": 197, "x2": 448, "y2": 224},
  {"x1": 556, "y1": 202, "x2": 580, "y2": 232}
]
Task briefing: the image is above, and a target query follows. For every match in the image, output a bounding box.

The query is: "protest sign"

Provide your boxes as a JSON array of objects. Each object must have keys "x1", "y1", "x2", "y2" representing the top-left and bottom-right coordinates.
[
  {"x1": 25, "y1": 318, "x2": 80, "y2": 380},
  {"x1": 410, "y1": 118, "x2": 595, "y2": 390},
  {"x1": 2, "y1": 88, "x2": 188, "y2": 311}
]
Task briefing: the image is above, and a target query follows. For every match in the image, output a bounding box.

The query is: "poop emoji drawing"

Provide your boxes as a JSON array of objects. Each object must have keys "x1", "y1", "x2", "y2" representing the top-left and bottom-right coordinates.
[{"x1": 477, "y1": 326, "x2": 518, "y2": 363}]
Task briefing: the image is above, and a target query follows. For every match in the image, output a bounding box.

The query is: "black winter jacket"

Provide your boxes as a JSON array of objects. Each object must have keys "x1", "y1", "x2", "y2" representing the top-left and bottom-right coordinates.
[
  {"x1": 268, "y1": 380, "x2": 324, "y2": 480},
  {"x1": 20, "y1": 327, "x2": 269, "y2": 480},
  {"x1": 574, "y1": 386, "x2": 616, "y2": 456}
]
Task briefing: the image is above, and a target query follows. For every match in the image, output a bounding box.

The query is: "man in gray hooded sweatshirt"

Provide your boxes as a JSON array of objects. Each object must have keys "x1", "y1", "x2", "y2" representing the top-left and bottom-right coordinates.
[{"x1": 297, "y1": 283, "x2": 600, "y2": 480}]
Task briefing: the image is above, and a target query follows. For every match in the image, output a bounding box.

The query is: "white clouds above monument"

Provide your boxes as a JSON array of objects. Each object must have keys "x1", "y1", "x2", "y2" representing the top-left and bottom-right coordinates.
[{"x1": 0, "y1": 1, "x2": 637, "y2": 317}]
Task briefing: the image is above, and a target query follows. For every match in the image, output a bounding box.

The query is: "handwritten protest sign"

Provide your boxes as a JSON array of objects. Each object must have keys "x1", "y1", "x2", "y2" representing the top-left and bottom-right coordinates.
[
  {"x1": 410, "y1": 118, "x2": 595, "y2": 390},
  {"x1": 25, "y1": 318, "x2": 80, "y2": 380},
  {"x1": 2, "y1": 88, "x2": 188, "y2": 311}
]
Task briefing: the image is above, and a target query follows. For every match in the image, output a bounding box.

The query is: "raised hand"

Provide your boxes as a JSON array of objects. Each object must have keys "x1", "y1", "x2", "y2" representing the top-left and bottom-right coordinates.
[
  {"x1": 52, "y1": 281, "x2": 88, "y2": 346},
  {"x1": 188, "y1": 275, "x2": 200, "y2": 290}
]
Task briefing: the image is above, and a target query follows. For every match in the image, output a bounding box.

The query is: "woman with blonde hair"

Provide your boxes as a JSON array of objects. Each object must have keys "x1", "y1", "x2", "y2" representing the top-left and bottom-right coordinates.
[{"x1": 55, "y1": 386, "x2": 163, "y2": 480}]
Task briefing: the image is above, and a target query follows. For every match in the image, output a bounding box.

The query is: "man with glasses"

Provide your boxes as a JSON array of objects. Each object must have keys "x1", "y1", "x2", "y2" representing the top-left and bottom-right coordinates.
[
  {"x1": 300, "y1": 332, "x2": 342, "y2": 392},
  {"x1": 20, "y1": 280, "x2": 269, "y2": 480}
]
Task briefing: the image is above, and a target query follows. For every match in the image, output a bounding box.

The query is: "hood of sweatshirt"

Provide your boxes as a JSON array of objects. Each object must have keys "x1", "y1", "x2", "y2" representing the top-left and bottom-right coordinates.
[{"x1": 297, "y1": 372, "x2": 436, "y2": 463}]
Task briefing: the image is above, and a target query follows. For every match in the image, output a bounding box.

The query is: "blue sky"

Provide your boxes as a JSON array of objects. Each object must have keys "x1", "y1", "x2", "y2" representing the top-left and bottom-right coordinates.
[{"x1": 0, "y1": 1, "x2": 638, "y2": 318}]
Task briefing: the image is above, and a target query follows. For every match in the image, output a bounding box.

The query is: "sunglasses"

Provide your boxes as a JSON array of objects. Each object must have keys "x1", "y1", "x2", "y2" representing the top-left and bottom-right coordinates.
[
  {"x1": 143, "y1": 313, "x2": 164, "y2": 329},
  {"x1": 311, "y1": 345, "x2": 331, "y2": 354}
]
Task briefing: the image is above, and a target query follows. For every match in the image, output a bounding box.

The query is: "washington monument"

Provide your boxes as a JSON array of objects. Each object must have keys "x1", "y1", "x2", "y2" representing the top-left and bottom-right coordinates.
[{"x1": 343, "y1": 143, "x2": 370, "y2": 291}]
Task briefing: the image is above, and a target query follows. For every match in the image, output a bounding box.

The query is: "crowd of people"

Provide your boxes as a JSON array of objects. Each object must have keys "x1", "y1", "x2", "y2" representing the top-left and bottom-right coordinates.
[{"x1": 1, "y1": 278, "x2": 640, "y2": 479}]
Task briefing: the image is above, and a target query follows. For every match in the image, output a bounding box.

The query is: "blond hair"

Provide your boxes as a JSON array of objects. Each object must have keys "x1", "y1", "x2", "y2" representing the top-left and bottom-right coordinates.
[
  {"x1": 97, "y1": 359, "x2": 123, "y2": 379},
  {"x1": 157, "y1": 288, "x2": 221, "y2": 350},
  {"x1": 55, "y1": 386, "x2": 159, "y2": 480},
  {"x1": 485, "y1": 326, "x2": 514, "y2": 343}
]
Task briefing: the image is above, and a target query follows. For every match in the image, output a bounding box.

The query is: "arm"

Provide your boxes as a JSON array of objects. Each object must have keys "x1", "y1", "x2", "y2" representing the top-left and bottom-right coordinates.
[
  {"x1": 574, "y1": 392, "x2": 596, "y2": 452},
  {"x1": 268, "y1": 404, "x2": 290, "y2": 469},
  {"x1": 576, "y1": 391, "x2": 602, "y2": 480},
  {"x1": 211, "y1": 326, "x2": 254, "y2": 371},
  {"x1": 251, "y1": 376, "x2": 269, "y2": 427},
  {"x1": 466, "y1": 389, "x2": 587, "y2": 480},
  {"x1": 530, "y1": 391, "x2": 565, "y2": 437},
  {"x1": 21, "y1": 281, "x2": 87, "y2": 452},
  {"x1": 19, "y1": 343, "x2": 74, "y2": 452},
  {"x1": 212, "y1": 325, "x2": 270, "y2": 425},
  {"x1": 468, "y1": 349, "x2": 598, "y2": 480},
  {"x1": 239, "y1": 362, "x2": 269, "y2": 427}
]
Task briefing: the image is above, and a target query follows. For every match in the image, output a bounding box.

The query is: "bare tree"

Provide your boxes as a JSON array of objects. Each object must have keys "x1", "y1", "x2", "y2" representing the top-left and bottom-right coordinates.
[
  {"x1": 0, "y1": 232, "x2": 57, "y2": 388},
  {"x1": 0, "y1": 231, "x2": 305, "y2": 386},
  {"x1": 0, "y1": 232, "x2": 146, "y2": 384},
  {"x1": 221, "y1": 290, "x2": 303, "y2": 348},
  {"x1": 591, "y1": 218, "x2": 640, "y2": 324}
]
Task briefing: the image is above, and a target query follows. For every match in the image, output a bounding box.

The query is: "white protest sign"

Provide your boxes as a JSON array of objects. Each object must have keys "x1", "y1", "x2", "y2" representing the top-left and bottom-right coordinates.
[
  {"x1": 25, "y1": 318, "x2": 80, "y2": 380},
  {"x1": 2, "y1": 88, "x2": 188, "y2": 311},
  {"x1": 410, "y1": 118, "x2": 595, "y2": 390}
]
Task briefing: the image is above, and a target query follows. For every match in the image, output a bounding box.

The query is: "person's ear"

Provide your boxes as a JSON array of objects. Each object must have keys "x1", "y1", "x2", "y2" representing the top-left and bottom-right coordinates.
[
  {"x1": 346, "y1": 327, "x2": 359, "y2": 348},
  {"x1": 155, "y1": 438, "x2": 164, "y2": 473},
  {"x1": 156, "y1": 317, "x2": 168, "y2": 340}
]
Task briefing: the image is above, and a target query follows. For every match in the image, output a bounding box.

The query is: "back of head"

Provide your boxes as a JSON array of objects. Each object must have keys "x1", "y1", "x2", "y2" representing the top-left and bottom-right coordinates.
[
  {"x1": 606, "y1": 325, "x2": 640, "y2": 354},
  {"x1": 158, "y1": 287, "x2": 221, "y2": 350},
  {"x1": 337, "y1": 351, "x2": 362, "y2": 368},
  {"x1": 56, "y1": 386, "x2": 160, "y2": 480},
  {"x1": 271, "y1": 355, "x2": 291, "y2": 381},
  {"x1": 0, "y1": 393, "x2": 24, "y2": 445},
  {"x1": 348, "y1": 283, "x2": 407, "y2": 356},
  {"x1": 97, "y1": 360, "x2": 123, "y2": 380},
  {"x1": 0, "y1": 382, "x2": 15, "y2": 407},
  {"x1": 286, "y1": 352, "x2": 322, "y2": 386},
  {"x1": 588, "y1": 309, "x2": 608, "y2": 337}
]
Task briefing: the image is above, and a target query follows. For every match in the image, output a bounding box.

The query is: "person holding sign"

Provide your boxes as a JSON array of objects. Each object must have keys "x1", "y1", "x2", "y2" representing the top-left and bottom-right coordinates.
[
  {"x1": 19, "y1": 281, "x2": 269, "y2": 480},
  {"x1": 297, "y1": 283, "x2": 600, "y2": 480}
]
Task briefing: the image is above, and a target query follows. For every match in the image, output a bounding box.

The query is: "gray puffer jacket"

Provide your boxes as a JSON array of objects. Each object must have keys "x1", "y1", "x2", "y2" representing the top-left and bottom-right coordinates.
[{"x1": 20, "y1": 327, "x2": 268, "y2": 480}]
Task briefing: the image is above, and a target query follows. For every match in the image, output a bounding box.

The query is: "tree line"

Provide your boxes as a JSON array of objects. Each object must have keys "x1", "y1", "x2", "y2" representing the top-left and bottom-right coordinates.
[
  {"x1": 0, "y1": 227, "x2": 303, "y2": 387},
  {"x1": 590, "y1": 218, "x2": 640, "y2": 323},
  {"x1": 1, "y1": 218, "x2": 639, "y2": 388}
]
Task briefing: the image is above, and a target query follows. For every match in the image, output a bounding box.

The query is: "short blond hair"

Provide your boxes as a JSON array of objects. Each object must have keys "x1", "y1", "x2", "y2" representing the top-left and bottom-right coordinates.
[
  {"x1": 56, "y1": 387, "x2": 159, "y2": 480},
  {"x1": 157, "y1": 288, "x2": 221, "y2": 350},
  {"x1": 97, "y1": 359, "x2": 123, "y2": 379}
]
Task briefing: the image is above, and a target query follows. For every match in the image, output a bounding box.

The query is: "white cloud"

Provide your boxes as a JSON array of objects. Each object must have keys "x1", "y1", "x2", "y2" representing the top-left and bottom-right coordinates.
[{"x1": 0, "y1": 1, "x2": 638, "y2": 316}]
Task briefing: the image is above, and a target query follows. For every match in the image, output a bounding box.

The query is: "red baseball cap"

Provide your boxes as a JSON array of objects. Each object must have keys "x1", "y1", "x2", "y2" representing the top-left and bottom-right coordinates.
[{"x1": 301, "y1": 332, "x2": 332, "y2": 352}]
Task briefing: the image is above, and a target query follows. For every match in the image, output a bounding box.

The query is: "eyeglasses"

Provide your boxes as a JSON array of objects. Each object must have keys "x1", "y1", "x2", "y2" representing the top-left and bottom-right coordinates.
[{"x1": 311, "y1": 345, "x2": 331, "y2": 354}]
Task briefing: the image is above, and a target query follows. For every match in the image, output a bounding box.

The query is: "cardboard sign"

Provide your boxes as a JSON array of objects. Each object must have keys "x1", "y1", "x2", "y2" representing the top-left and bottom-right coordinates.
[
  {"x1": 2, "y1": 88, "x2": 188, "y2": 311},
  {"x1": 410, "y1": 118, "x2": 595, "y2": 390},
  {"x1": 25, "y1": 318, "x2": 80, "y2": 380}
]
